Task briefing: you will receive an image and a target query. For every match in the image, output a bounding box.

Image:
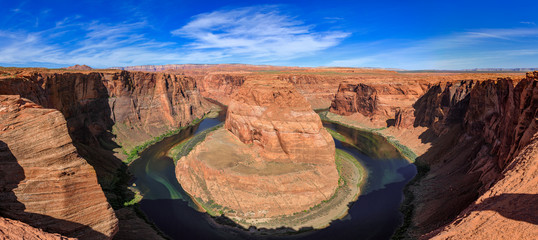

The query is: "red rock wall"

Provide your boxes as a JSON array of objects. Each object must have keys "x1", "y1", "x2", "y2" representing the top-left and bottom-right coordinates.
[
  {"x1": 0, "y1": 71, "x2": 210, "y2": 150},
  {"x1": 406, "y1": 72, "x2": 537, "y2": 238},
  {"x1": 196, "y1": 74, "x2": 245, "y2": 105},
  {"x1": 0, "y1": 216, "x2": 75, "y2": 240},
  {"x1": 0, "y1": 96, "x2": 118, "y2": 239},
  {"x1": 329, "y1": 81, "x2": 428, "y2": 127},
  {"x1": 225, "y1": 79, "x2": 336, "y2": 164}
]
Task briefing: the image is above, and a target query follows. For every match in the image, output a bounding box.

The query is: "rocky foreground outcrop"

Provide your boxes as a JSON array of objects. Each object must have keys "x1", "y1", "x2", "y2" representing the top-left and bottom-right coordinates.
[
  {"x1": 0, "y1": 96, "x2": 118, "y2": 239},
  {"x1": 176, "y1": 79, "x2": 339, "y2": 220},
  {"x1": 0, "y1": 217, "x2": 74, "y2": 240}
]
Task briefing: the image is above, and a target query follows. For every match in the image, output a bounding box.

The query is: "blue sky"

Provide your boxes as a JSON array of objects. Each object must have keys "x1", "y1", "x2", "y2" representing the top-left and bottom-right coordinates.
[{"x1": 1, "y1": 0, "x2": 537, "y2": 69}]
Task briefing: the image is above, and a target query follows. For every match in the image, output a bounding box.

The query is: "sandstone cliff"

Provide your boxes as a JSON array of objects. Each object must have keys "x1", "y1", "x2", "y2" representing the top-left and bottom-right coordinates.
[
  {"x1": 176, "y1": 79, "x2": 339, "y2": 221},
  {"x1": 225, "y1": 79, "x2": 337, "y2": 164},
  {"x1": 64, "y1": 64, "x2": 93, "y2": 70},
  {"x1": 0, "y1": 71, "x2": 209, "y2": 151},
  {"x1": 0, "y1": 70, "x2": 208, "y2": 239},
  {"x1": 329, "y1": 80, "x2": 428, "y2": 127},
  {"x1": 327, "y1": 72, "x2": 537, "y2": 239},
  {"x1": 0, "y1": 216, "x2": 74, "y2": 240},
  {"x1": 197, "y1": 74, "x2": 246, "y2": 105},
  {"x1": 0, "y1": 95, "x2": 118, "y2": 239},
  {"x1": 408, "y1": 72, "x2": 537, "y2": 238}
]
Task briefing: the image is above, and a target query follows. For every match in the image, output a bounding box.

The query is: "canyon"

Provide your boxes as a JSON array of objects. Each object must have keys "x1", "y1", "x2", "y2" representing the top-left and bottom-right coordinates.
[
  {"x1": 175, "y1": 79, "x2": 343, "y2": 228},
  {"x1": 0, "y1": 65, "x2": 536, "y2": 239}
]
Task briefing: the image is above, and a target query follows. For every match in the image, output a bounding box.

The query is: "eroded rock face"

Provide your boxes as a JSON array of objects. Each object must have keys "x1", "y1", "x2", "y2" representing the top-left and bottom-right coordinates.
[
  {"x1": 426, "y1": 132, "x2": 538, "y2": 240},
  {"x1": 64, "y1": 64, "x2": 93, "y2": 70},
  {"x1": 330, "y1": 83, "x2": 378, "y2": 117},
  {"x1": 407, "y1": 73, "x2": 538, "y2": 238},
  {"x1": 413, "y1": 80, "x2": 475, "y2": 134},
  {"x1": 197, "y1": 74, "x2": 246, "y2": 105},
  {"x1": 329, "y1": 81, "x2": 428, "y2": 127},
  {"x1": 0, "y1": 216, "x2": 75, "y2": 240},
  {"x1": 0, "y1": 71, "x2": 209, "y2": 151},
  {"x1": 0, "y1": 96, "x2": 118, "y2": 239},
  {"x1": 225, "y1": 80, "x2": 336, "y2": 164},
  {"x1": 176, "y1": 79, "x2": 338, "y2": 219}
]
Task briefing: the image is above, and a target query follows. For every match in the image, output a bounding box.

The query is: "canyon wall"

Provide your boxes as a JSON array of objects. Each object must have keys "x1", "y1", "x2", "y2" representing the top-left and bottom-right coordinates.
[
  {"x1": 196, "y1": 74, "x2": 246, "y2": 105},
  {"x1": 408, "y1": 73, "x2": 537, "y2": 238},
  {"x1": 0, "y1": 71, "x2": 210, "y2": 151},
  {"x1": 0, "y1": 96, "x2": 118, "y2": 239},
  {"x1": 329, "y1": 80, "x2": 428, "y2": 127},
  {"x1": 328, "y1": 71, "x2": 537, "y2": 239},
  {"x1": 0, "y1": 70, "x2": 209, "y2": 238}
]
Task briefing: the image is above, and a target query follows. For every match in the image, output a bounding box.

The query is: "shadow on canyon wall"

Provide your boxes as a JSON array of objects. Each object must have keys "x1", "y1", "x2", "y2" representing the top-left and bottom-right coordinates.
[
  {"x1": 0, "y1": 74, "x2": 144, "y2": 238},
  {"x1": 0, "y1": 141, "x2": 108, "y2": 239},
  {"x1": 466, "y1": 194, "x2": 538, "y2": 225},
  {"x1": 0, "y1": 74, "x2": 136, "y2": 209}
]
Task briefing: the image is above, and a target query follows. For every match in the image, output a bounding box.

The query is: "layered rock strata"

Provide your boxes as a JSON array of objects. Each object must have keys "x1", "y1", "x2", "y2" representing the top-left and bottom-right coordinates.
[
  {"x1": 0, "y1": 70, "x2": 208, "y2": 238},
  {"x1": 176, "y1": 80, "x2": 339, "y2": 220},
  {"x1": 329, "y1": 81, "x2": 428, "y2": 127},
  {"x1": 0, "y1": 71, "x2": 209, "y2": 151},
  {"x1": 0, "y1": 217, "x2": 74, "y2": 240},
  {"x1": 409, "y1": 72, "x2": 537, "y2": 238},
  {"x1": 0, "y1": 95, "x2": 118, "y2": 239},
  {"x1": 328, "y1": 72, "x2": 538, "y2": 239}
]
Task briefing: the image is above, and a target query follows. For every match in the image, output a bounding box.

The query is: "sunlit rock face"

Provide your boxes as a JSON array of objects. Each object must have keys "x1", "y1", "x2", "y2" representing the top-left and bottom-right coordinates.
[
  {"x1": 176, "y1": 79, "x2": 338, "y2": 219},
  {"x1": 0, "y1": 95, "x2": 118, "y2": 239}
]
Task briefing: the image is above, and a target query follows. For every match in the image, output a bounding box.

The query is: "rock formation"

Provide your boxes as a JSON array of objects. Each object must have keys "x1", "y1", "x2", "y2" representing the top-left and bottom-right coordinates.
[
  {"x1": 0, "y1": 71, "x2": 209, "y2": 151},
  {"x1": 328, "y1": 71, "x2": 538, "y2": 239},
  {"x1": 330, "y1": 83, "x2": 378, "y2": 117},
  {"x1": 329, "y1": 80, "x2": 428, "y2": 127},
  {"x1": 225, "y1": 79, "x2": 337, "y2": 164},
  {"x1": 197, "y1": 74, "x2": 246, "y2": 105},
  {"x1": 0, "y1": 70, "x2": 209, "y2": 238},
  {"x1": 407, "y1": 72, "x2": 538, "y2": 238},
  {"x1": 0, "y1": 95, "x2": 118, "y2": 239},
  {"x1": 0, "y1": 217, "x2": 74, "y2": 240},
  {"x1": 64, "y1": 64, "x2": 93, "y2": 70},
  {"x1": 176, "y1": 79, "x2": 339, "y2": 220}
]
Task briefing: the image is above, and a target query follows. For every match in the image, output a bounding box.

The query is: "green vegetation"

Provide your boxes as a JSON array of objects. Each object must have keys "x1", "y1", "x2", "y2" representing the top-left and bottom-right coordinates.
[
  {"x1": 319, "y1": 111, "x2": 417, "y2": 162},
  {"x1": 122, "y1": 117, "x2": 208, "y2": 165},
  {"x1": 171, "y1": 123, "x2": 224, "y2": 163},
  {"x1": 123, "y1": 188, "x2": 143, "y2": 207},
  {"x1": 325, "y1": 127, "x2": 347, "y2": 142},
  {"x1": 385, "y1": 136, "x2": 418, "y2": 161}
]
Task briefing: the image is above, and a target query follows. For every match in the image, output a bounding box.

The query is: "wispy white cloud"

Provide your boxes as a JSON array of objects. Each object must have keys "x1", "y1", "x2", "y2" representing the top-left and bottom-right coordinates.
[
  {"x1": 171, "y1": 6, "x2": 350, "y2": 59},
  {"x1": 520, "y1": 21, "x2": 536, "y2": 25},
  {"x1": 0, "y1": 5, "x2": 349, "y2": 67},
  {"x1": 0, "y1": 20, "x2": 190, "y2": 67},
  {"x1": 328, "y1": 28, "x2": 538, "y2": 69}
]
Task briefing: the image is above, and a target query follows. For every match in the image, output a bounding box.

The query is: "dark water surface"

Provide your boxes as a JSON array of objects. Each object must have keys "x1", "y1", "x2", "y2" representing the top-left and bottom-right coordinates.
[{"x1": 129, "y1": 115, "x2": 416, "y2": 240}]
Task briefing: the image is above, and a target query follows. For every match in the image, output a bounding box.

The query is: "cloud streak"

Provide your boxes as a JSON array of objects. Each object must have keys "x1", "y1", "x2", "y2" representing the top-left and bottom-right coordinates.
[
  {"x1": 328, "y1": 28, "x2": 538, "y2": 69},
  {"x1": 0, "y1": 5, "x2": 349, "y2": 68},
  {"x1": 171, "y1": 6, "x2": 350, "y2": 59}
]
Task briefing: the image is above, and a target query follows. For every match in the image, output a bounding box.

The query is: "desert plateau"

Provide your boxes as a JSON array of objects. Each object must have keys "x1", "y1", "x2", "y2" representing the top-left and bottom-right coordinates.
[{"x1": 1, "y1": 1, "x2": 537, "y2": 239}]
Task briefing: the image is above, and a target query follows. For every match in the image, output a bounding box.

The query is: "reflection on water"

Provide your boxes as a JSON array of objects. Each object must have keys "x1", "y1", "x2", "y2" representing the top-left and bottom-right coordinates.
[{"x1": 129, "y1": 116, "x2": 416, "y2": 240}]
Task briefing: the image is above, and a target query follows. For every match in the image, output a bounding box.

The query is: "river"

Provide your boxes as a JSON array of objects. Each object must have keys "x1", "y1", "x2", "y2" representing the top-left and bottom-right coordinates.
[{"x1": 128, "y1": 112, "x2": 416, "y2": 240}]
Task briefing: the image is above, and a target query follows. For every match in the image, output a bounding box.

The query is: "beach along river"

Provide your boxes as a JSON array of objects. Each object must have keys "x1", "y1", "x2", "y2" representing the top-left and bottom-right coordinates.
[{"x1": 128, "y1": 113, "x2": 416, "y2": 239}]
